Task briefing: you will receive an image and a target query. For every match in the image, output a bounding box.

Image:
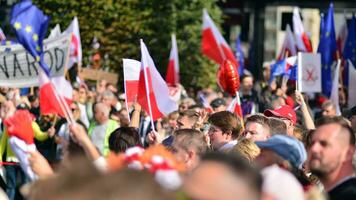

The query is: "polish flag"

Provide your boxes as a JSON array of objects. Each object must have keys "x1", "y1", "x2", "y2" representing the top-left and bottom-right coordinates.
[
  {"x1": 48, "y1": 24, "x2": 61, "y2": 39},
  {"x1": 278, "y1": 24, "x2": 297, "y2": 60},
  {"x1": 336, "y1": 14, "x2": 348, "y2": 55},
  {"x1": 293, "y1": 8, "x2": 312, "y2": 52},
  {"x1": 39, "y1": 69, "x2": 72, "y2": 118},
  {"x1": 123, "y1": 59, "x2": 140, "y2": 109},
  {"x1": 166, "y1": 34, "x2": 180, "y2": 86},
  {"x1": 64, "y1": 16, "x2": 82, "y2": 69},
  {"x1": 137, "y1": 40, "x2": 178, "y2": 121},
  {"x1": 348, "y1": 60, "x2": 356, "y2": 108},
  {"x1": 202, "y1": 9, "x2": 238, "y2": 67},
  {"x1": 227, "y1": 94, "x2": 243, "y2": 118}
]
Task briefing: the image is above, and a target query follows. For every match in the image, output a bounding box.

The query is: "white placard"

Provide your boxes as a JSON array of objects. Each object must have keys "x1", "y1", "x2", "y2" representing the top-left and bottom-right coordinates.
[
  {"x1": 297, "y1": 52, "x2": 321, "y2": 93},
  {"x1": 0, "y1": 34, "x2": 71, "y2": 87}
]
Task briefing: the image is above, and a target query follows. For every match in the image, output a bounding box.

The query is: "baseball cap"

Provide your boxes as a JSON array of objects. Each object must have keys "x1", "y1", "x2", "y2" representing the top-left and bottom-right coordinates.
[
  {"x1": 264, "y1": 105, "x2": 297, "y2": 125},
  {"x1": 210, "y1": 98, "x2": 226, "y2": 108},
  {"x1": 255, "y1": 135, "x2": 307, "y2": 169}
]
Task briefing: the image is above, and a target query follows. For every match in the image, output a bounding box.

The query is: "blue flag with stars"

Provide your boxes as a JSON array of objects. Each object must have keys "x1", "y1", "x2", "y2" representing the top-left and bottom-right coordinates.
[
  {"x1": 318, "y1": 3, "x2": 337, "y2": 97},
  {"x1": 269, "y1": 59, "x2": 286, "y2": 83},
  {"x1": 343, "y1": 14, "x2": 356, "y2": 86},
  {"x1": 235, "y1": 35, "x2": 245, "y2": 76},
  {"x1": 10, "y1": 0, "x2": 50, "y2": 75}
]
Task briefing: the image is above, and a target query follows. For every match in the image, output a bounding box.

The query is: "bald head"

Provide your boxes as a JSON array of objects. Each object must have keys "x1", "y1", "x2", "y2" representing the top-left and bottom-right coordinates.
[{"x1": 94, "y1": 103, "x2": 110, "y2": 124}]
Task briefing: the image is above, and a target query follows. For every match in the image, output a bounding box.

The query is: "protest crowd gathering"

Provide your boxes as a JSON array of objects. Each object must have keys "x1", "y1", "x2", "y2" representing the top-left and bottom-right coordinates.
[{"x1": 1, "y1": 0, "x2": 356, "y2": 200}]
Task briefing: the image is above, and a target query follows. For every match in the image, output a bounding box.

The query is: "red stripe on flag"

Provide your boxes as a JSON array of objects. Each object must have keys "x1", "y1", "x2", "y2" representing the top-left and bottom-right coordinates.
[
  {"x1": 202, "y1": 28, "x2": 224, "y2": 64},
  {"x1": 165, "y1": 59, "x2": 176, "y2": 86}
]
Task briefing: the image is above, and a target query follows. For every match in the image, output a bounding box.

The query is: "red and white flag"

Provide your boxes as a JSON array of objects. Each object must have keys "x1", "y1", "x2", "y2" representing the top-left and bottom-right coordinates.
[
  {"x1": 330, "y1": 60, "x2": 342, "y2": 115},
  {"x1": 137, "y1": 40, "x2": 178, "y2": 121},
  {"x1": 227, "y1": 94, "x2": 243, "y2": 118},
  {"x1": 0, "y1": 27, "x2": 6, "y2": 42},
  {"x1": 293, "y1": 7, "x2": 312, "y2": 52},
  {"x1": 123, "y1": 59, "x2": 141, "y2": 109},
  {"x1": 39, "y1": 69, "x2": 72, "y2": 118},
  {"x1": 337, "y1": 13, "x2": 348, "y2": 55},
  {"x1": 278, "y1": 24, "x2": 297, "y2": 60},
  {"x1": 348, "y1": 60, "x2": 356, "y2": 108},
  {"x1": 48, "y1": 24, "x2": 61, "y2": 39},
  {"x1": 64, "y1": 16, "x2": 82, "y2": 69},
  {"x1": 166, "y1": 34, "x2": 180, "y2": 86},
  {"x1": 202, "y1": 9, "x2": 238, "y2": 67}
]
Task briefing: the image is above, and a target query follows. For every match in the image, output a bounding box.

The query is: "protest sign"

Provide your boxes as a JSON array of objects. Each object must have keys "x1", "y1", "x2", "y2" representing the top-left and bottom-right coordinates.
[
  {"x1": 297, "y1": 52, "x2": 322, "y2": 93},
  {"x1": 0, "y1": 34, "x2": 71, "y2": 87}
]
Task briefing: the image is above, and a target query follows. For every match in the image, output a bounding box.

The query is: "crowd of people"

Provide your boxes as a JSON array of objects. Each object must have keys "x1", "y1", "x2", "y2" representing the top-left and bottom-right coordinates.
[{"x1": 0, "y1": 71, "x2": 355, "y2": 200}]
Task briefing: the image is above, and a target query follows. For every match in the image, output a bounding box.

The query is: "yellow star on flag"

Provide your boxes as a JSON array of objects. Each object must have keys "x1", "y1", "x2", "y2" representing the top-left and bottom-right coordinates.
[
  {"x1": 36, "y1": 56, "x2": 40, "y2": 62},
  {"x1": 32, "y1": 34, "x2": 38, "y2": 42},
  {"x1": 14, "y1": 22, "x2": 21, "y2": 30},
  {"x1": 36, "y1": 45, "x2": 41, "y2": 51},
  {"x1": 25, "y1": 25, "x2": 32, "y2": 33},
  {"x1": 325, "y1": 32, "x2": 330, "y2": 37}
]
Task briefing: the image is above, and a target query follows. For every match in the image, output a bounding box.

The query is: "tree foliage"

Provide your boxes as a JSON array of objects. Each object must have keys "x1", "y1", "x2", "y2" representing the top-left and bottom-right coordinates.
[{"x1": 33, "y1": 0, "x2": 223, "y2": 91}]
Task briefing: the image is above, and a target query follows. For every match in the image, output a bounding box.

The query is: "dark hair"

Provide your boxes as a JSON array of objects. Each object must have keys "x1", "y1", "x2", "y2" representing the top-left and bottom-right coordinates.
[
  {"x1": 109, "y1": 127, "x2": 142, "y2": 153},
  {"x1": 268, "y1": 117, "x2": 287, "y2": 135},
  {"x1": 201, "y1": 151, "x2": 262, "y2": 198},
  {"x1": 208, "y1": 111, "x2": 243, "y2": 139},
  {"x1": 246, "y1": 114, "x2": 270, "y2": 128},
  {"x1": 316, "y1": 116, "x2": 355, "y2": 145}
]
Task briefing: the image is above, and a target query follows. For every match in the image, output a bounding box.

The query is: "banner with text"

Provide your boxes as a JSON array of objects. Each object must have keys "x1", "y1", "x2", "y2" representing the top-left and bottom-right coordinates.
[{"x1": 0, "y1": 34, "x2": 71, "y2": 87}]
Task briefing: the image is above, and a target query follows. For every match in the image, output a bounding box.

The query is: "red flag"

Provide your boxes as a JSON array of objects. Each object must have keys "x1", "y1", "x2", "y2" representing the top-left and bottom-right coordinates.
[
  {"x1": 123, "y1": 59, "x2": 140, "y2": 108},
  {"x1": 278, "y1": 25, "x2": 297, "y2": 60},
  {"x1": 4, "y1": 110, "x2": 35, "y2": 144},
  {"x1": 137, "y1": 40, "x2": 178, "y2": 121},
  {"x1": 39, "y1": 69, "x2": 72, "y2": 118},
  {"x1": 293, "y1": 7, "x2": 312, "y2": 52},
  {"x1": 202, "y1": 9, "x2": 238, "y2": 67},
  {"x1": 336, "y1": 13, "x2": 348, "y2": 56},
  {"x1": 166, "y1": 34, "x2": 180, "y2": 86}
]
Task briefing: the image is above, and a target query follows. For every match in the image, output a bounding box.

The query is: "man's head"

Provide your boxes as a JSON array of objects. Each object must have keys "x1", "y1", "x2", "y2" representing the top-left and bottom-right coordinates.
[
  {"x1": 210, "y1": 98, "x2": 226, "y2": 112},
  {"x1": 167, "y1": 111, "x2": 179, "y2": 129},
  {"x1": 208, "y1": 111, "x2": 242, "y2": 150},
  {"x1": 101, "y1": 90, "x2": 115, "y2": 107},
  {"x1": 243, "y1": 114, "x2": 271, "y2": 141},
  {"x1": 321, "y1": 100, "x2": 337, "y2": 117},
  {"x1": 109, "y1": 127, "x2": 142, "y2": 153},
  {"x1": 78, "y1": 86, "x2": 88, "y2": 104},
  {"x1": 94, "y1": 103, "x2": 110, "y2": 124},
  {"x1": 170, "y1": 129, "x2": 208, "y2": 170},
  {"x1": 309, "y1": 117, "x2": 355, "y2": 182},
  {"x1": 240, "y1": 74, "x2": 254, "y2": 93},
  {"x1": 268, "y1": 117, "x2": 287, "y2": 135},
  {"x1": 176, "y1": 109, "x2": 200, "y2": 130},
  {"x1": 264, "y1": 105, "x2": 297, "y2": 136},
  {"x1": 183, "y1": 152, "x2": 262, "y2": 200},
  {"x1": 255, "y1": 135, "x2": 307, "y2": 169}
]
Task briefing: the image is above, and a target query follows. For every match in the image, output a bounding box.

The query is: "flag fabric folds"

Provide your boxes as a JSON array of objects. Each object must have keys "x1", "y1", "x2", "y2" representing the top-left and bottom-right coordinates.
[
  {"x1": 10, "y1": 0, "x2": 50, "y2": 75},
  {"x1": 165, "y1": 34, "x2": 180, "y2": 86},
  {"x1": 278, "y1": 24, "x2": 297, "y2": 60},
  {"x1": 348, "y1": 60, "x2": 356, "y2": 108},
  {"x1": 235, "y1": 35, "x2": 245, "y2": 76},
  {"x1": 64, "y1": 16, "x2": 82, "y2": 69},
  {"x1": 0, "y1": 27, "x2": 6, "y2": 41},
  {"x1": 137, "y1": 40, "x2": 178, "y2": 121},
  {"x1": 343, "y1": 14, "x2": 356, "y2": 86},
  {"x1": 293, "y1": 7, "x2": 312, "y2": 52},
  {"x1": 330, "y1": 60, "x2": 342, "y2": 116},
  {"x1": 202, "y1": 9, "x2": 238, "y2": 68},
  {"x1": 227, "y1": 95, "x2": 243, "y2": 118},
  {"x1": 48, "y1": 23, "x2": 61, "y2": 39},
  {"x1": 337, "y1": 13, "x2": 348, "y2": 56},
  {"x1": 123, "y1": 59, "x2": 141, "y2": 110},
  {"x1": 318, "y1": 3, "x2": 337, "y2": 97}
]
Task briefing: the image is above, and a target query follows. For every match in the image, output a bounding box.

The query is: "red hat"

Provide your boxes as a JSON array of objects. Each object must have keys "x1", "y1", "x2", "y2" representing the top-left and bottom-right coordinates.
[{"x1": 264, "y1": 105, "x2": 297, "y2": 125}]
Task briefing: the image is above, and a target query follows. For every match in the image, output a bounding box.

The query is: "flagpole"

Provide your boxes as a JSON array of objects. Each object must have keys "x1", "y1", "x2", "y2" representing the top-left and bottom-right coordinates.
[{"x1": 141, "y1": 40, "x2": 156, "y2": 132}]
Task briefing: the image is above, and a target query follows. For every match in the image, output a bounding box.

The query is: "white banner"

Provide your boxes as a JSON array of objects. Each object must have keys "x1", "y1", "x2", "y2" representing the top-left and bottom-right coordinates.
[
  {"x1": 297, "y1": 52, "x2": 321, "y2": 93},
  {"x1": 0, "y1": 34, "x2": 71, "y2": 87}
]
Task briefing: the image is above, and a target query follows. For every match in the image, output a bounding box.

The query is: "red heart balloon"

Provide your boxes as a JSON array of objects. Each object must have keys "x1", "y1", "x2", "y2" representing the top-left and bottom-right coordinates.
[{"x1": 217, "y1": 59, "x2": 240, "y2": 97}]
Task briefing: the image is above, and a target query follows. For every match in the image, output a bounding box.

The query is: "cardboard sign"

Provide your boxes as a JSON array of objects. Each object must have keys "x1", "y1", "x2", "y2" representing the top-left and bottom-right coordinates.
[{"x1": 79, "y1": 68, "x2": 118, "y2": 85}]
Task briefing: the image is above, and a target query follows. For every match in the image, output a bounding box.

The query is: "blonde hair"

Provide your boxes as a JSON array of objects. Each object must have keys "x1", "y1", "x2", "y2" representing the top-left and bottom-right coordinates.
[{"x1": 232, "y1": 139, "x2": 260, "y2": 162}]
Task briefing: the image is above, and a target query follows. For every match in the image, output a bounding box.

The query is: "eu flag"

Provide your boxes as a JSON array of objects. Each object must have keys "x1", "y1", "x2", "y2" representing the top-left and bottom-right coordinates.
[
  {"x1": 269, "y1": 59, "x2": 286, "y2": 83},
  {"x1": 343, "y1": 14, "x2": 356, "y2": 86},
  {"x1": 318, "y1": 3, "x2": 337, "y2": 97},
  {"x1": 235, "y1": 35, "x2": 245, "y2": 76},
  {"x1": 10, "y1": 0, "x2": 50, "y2": 75}
]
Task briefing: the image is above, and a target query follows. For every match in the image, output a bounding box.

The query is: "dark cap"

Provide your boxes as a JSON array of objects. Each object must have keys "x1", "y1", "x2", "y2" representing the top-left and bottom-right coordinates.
[{"x1": 210, "y1": 98, "x2": 226, "y2": 108}]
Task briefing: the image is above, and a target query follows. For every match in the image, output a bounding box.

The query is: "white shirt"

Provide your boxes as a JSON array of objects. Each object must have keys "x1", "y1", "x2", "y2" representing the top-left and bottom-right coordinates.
[{"x1": 219, "y1": 140, "x2": 238, "y2": 151}]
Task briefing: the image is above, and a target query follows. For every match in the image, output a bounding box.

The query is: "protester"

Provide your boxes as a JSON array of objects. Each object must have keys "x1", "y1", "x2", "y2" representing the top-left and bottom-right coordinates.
[
  {"x1": 321, "y1": 100, "x2": 338, "y2": 117},
  {"x1": 242, "y1": 114, "x2": 270, "y2": 141},
  {"x1": 108, "y1": 127, "x2": 142, "y2": 153},
  {"x1": 309, "y1": 116, "x2": 356, "y2": 199},
  {"x1": 210, "y1": 98, "x2": 226, "y2": 112},
  {"x1": 264, "y1": 105, "x2": 297, "y2": 136},
  {"x1": 231, "y1": 138, "x2": 260, "y2": 163},
  {"x1": 207, "y1": 111, "x2": 242, "y2": 151}
]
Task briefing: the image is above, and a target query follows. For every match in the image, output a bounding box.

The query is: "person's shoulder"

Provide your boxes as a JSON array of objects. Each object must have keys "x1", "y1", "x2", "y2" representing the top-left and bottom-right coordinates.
[{"x1": 329, "y1": 177, "x2": 356, "y2": 200}]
